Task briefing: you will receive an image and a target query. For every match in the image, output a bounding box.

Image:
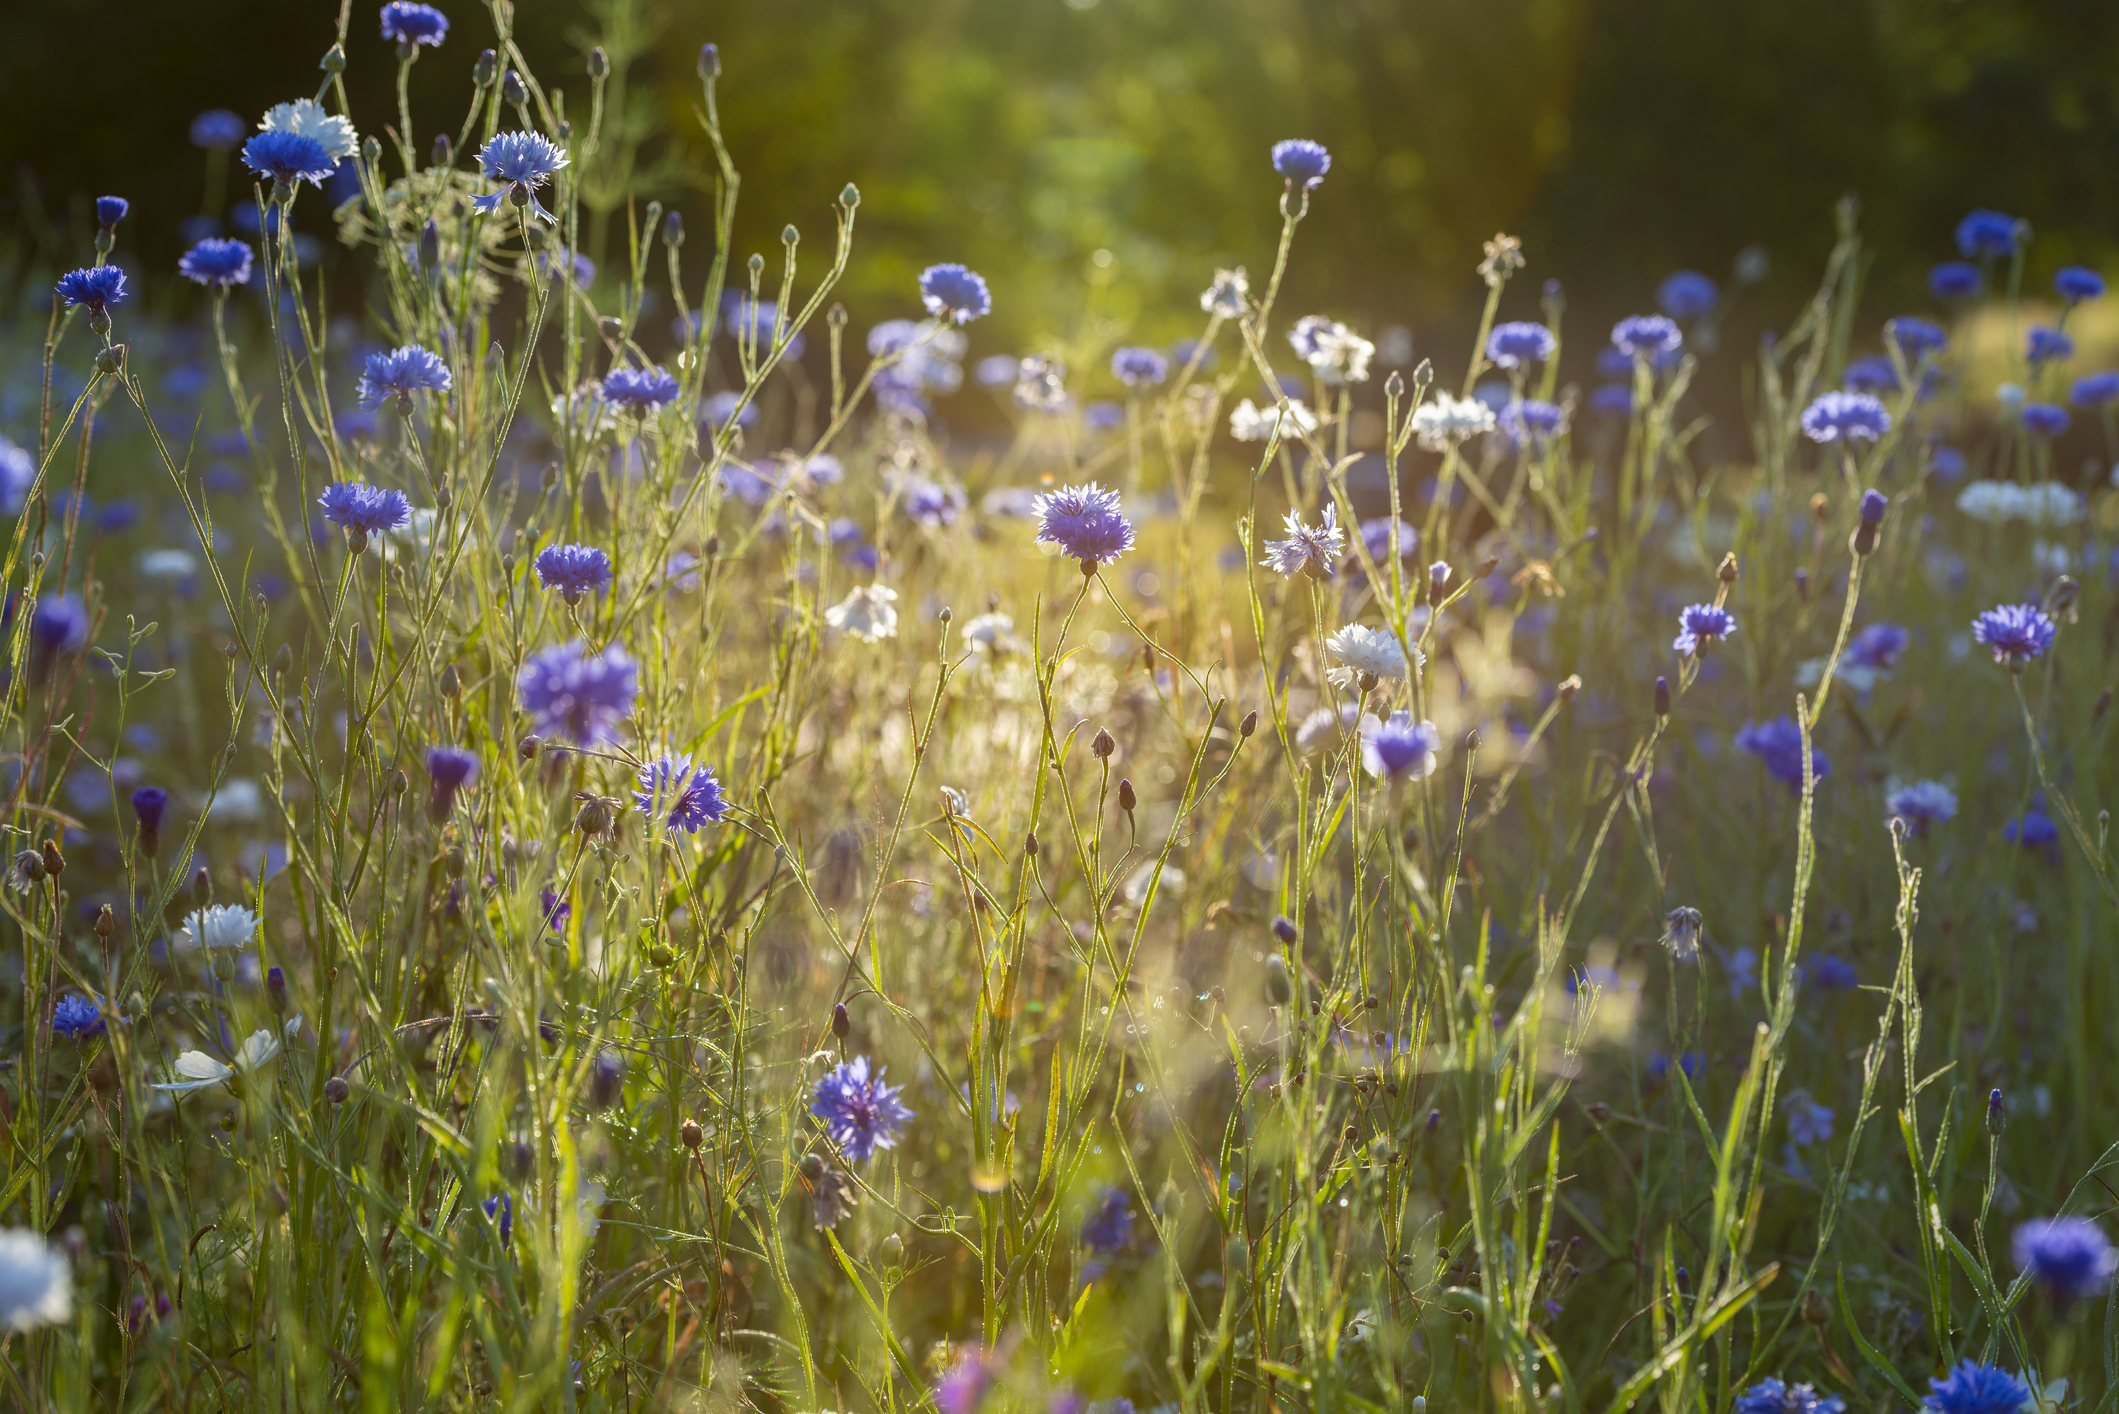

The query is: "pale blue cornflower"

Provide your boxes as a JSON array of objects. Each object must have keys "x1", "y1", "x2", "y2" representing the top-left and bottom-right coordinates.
[
  {"x1": 919, "y1": 263, "x2": 991, "y2": 324},
  {"x1": 810, "y1": 1056, "x2": 914, "y2": 1163},
  {"x1": 634, "y1": 753, "x2": 728, "y2": 834},
  {"x1": 600, "y1": 365, "x2": 679, "y2": 411},
  {"x1": 471, "y1": 132, "x2": 569, "y2": 223},
  {"x1": 1485, "y1": 321, "x2": 1556, "y2": 369},
  {"x1": 516, "y1": 639, "x2": 638, "y2": 747},
  {"x1": 1655, "y1": 270, "x2": 1718, "y2": 321},
  {"x1": 2013, "y1": 1216, "x2": 2117, "y2": 1304},
  {"x1": 1611, "y1": 315, "x2": 1681, "y2": 361},
  {"x1": 533, "y1": 544, "x2": 613, "y2": 603},
  {"x1": 356, "y1": 345, "x2": 451, "y2": 408},
  {"x1": 1260, "y1": 504, "x2": 1343, "y2": 579},
  {"x1": 1672, "y1": 603, "x2": 1736, "y2": 656},
  {"x1": 1359, "y1": 711, "x2": 1440, "y2": 781},
  {"x1": 179, "y1": 239, "x2": 254, "y2": 288},
  {"x1": 1271, "y1": 139, "x2": 1331, "y2": 188},
  {"x1": 1970, "y1": 603, "x2": 2056, "y2": 668},
  {"x1": 1034, "y1": 482, "x2": 1135, "y2": 573},
  {"x1": 1110, "y1": 346, "x2": 1169, "y2": 388},
  {"x1": 1799, "y1": 390, "x2": 1890, "y2": 443},
  {"x1": 1887, "y1": 780, "x2": 1957, "y2": 835}
]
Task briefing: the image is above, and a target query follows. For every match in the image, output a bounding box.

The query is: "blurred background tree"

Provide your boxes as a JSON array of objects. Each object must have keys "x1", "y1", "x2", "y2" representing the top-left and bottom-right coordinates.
[{"x1": 6, "y1": 0, "x2": 2119, "y2": 371}]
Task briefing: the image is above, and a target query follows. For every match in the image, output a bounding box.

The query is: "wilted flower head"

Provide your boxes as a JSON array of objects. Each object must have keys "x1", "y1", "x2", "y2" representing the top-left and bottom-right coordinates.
[
  {"x1": 1271, "y1": 139, "x2": 1331, "y2": 189},
  {"x1": 825, "y1": 584, "x2": 900, "y2": 642},
  {"x1": 1034, "y1": 482, "x2": 1135, "y2": 572},
  {"x1": 1660, "y1": 907, "x2": 1703, "y2": 960},
  {"x1": 1921, "y1": 1360, "x2": 2031, "y2": 1414},
  {"x1": 533, "y1": 544, "x2": 613, "y2": 602},
  {"x1": 356, "y1": 345, "x2": 451, "y2": 408},
  {"x1": 1289, "y1": 316, "x2": 1373, "y2": 384},
  {"x1": 1970, "y1": 603, "x2": 2056, "y2": 669},
  {"x1": 1260, "y1": 504, "x2": 1343, "y2": 579},
  {"x1": 1799, "y1": 390, "x2": 1890, "y2": 444},
  {"x1": 1671, "y1": 603, "x2": 1736, "y2": 656},
  {"x1": 179, "y1": 238, "x2": 254, "y2": 288},
  {"x1": 919, "y1": 263, "x2": 992, "y2": 324},
  {"x1": 1736, "y1": 717, "x2": 1830, "y2": 793},
  {"x1": 1359, "y1": 711, "x2": 1440, "y2": 781},
  {"x1": 1656, "y1": 270, "x2": 1719, "y2": 321},
  {"x1": 1485, "y1": 321, "x2": 1556, "y2": 369},
  {"x1": 1409, "y1": 393, "x2": 1496, "y2": 450},
  {"x1": 516, "y1": 639, "x2": 639, "y2": 746},
  {"x1": 0, "y1": 1230, "x2": 73, "y2": 1332},
  {"x1": 2012, "y1": 1216, "x2": 2117, "y2": 1304},
  {"x1": 810, "y1": 1056, "x2": 914, "y2": 1162},
  {"x1": 634, "y1": 753, "x2": 727, "y2": 834},
  {"x1": 471, "y1": 131, "x2": 569, "y2": 223},
  {"x1": 1611, "y1": 315, "x2": 1682, "y2": 360}
]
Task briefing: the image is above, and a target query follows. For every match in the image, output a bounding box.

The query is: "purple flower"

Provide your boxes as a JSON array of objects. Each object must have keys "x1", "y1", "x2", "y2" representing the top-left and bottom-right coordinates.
[
  {"x1": 899, "y1": 474, "x2": 967, "y2": 528},
  {"x1": 1733, "y1": 1379, "x2": 1846, "y2": 1414},
  {"x1": 935, "y1": 1347, "x2": 1000, "y2": 1414},
  {"x1": 130, "y1": 785, "x2": 168, "y2": 830},
  {"x1": 317, "y1": 482, "x2": 413, "y2": 539},
  {"x1": 541, "y1": 888, "x2": 572, "y2": 936},
  {"x1": 1672, "y1": 603, "x2": 1736, "y2": 656},
  {"x1": 2070, "y1": 371, "x2": 2119, "y2": 406},
  {"x1": 30, "y1": 595, "x2": 89, "y2": 658},
  {"x1": 241, "y1": 130, "x2": 338, "y2": 188},
  {"x1": 482, "y1": 1193, "x2": 514, "y2": 1244},
  {"x1": 533, "y1": 544, "x2": 614, "y2": 602},
  {"x1": 1485, "y1": 321, "x2": 1556, "y2": 369},
  {"x1": 1655, "y1": 270, "x2": 1718, "y2": 321},
  {"x1": 1922, "y1": 1360, "x2": 2032, "y2": 1414},
  {"x1": 1841, "y1": 356, "x2": 1899, "y2": 394},
  {"x1": 700, "y1": 391, "x2": 756, "y2": 431},
  {"x1": 633, "y1": 753, "x2": 727, "y2": 833},
  {"x1": 1611, "y1": 315, "x2": 1682, "y2": 360},
  {"x1": 919, "y1": 263, "x2": 992, "y2": 324},
  {"x1": 590, "y1": 1049, "x2": 625, "y2": 1108},
  {"x1": 810, "y1": 1056, "x2": 914, "y2": 1162},
  {"x1": 2013, "y1": 1216, "x2": 2117, "y2": 1304},
  {"x1": 1971, "y1": 603, "x2": 2056, "y2": 668},
  {"x1": 2055, "y1": 266, "x2": 2106, "y2": 303},
  {"x1": 1885, "y1": 316, "x2": 1948, "y2": 360},
  {"x1": 95, "y1": 196, "x2": 128, "y2": 230},
  {"x1": 1359, "y1": 711, "x2": 1441, "y2": 781},
  {"x1": 52, "y1": 993, "x2": 107, "y2": 1040},
  {"x1": 1357, "y1": 517, "x2": 1418, "y2": 564},
  {"x1": 55, "y1": 266, "x2": 126, "y2": 315},
  {"x1": 516, "y1": 639, "x2": 638, "y2": 747},
  {"x1": 179, "y1": 238, "x2": 254, "y2": 288},
  {"x1": 1799, "y1": 390, "x2": 1890, "y2": 444},
  {"x1": 1260, "y1": 504, "x2": 1343, "y2": 579},
  {"x1": 600, "y1": 365, "x2": 679, "y2": 411},
  {"x1": 1928, "y1": 261, "x2": 1982, "y2": 300},
  {"x1": 471, "y1": 131, "x2": 569, "y2": 223},
  {"x1": 1034, "y1": 482, "x2": 1135, "y2": 572},
  {"x1": 1737, "y1": 717, "x2": 1830, "y2": 793},
  {"x1": 191, "y1": 109, "x2": 247, "y2": 150},
  {"x1": 1081, "y1": 1187, "x2": 1133, "y2": 1252},
  {"x1": 1270, "y1": 139, "x2": 1331, "y2": 189},
  {"x1": 357, "y1": 345, "x2": 451, "y2": 408},
  {"x1": 1589, "y1": 384, "x2": 1633, "y2": 417},
  {"x1": 2026, "y1": 327, "x2": 2074, "y2": 364},
  {"x1": 380, "y1": 2, "x2": 450, "y2": 48},
  {"x1": 2007, "y1": 798, "x2": 2059, "y2": 849},
  {"x1": 2020, "y1": 403, "x2": 2070, "y2": 438},
  {"x1": 1806, "y1": 954, "x2": 1859, "y2": 992},
  {"x1": 1847, "y1": 622, "x2": 1907, "y2": 670},
  {"x1": 1955, "y1": 210, "x2": 2023, "y2": 259},
  {"x1": 425, "y1": 746, "x2": 478, "y2": 821},
  {"x1": 1110, "y1": 346, "x2": 1169, "y2": 388},
  {"x1": 1887, "y1": 780, "x2": 1957, "y2": 834}
]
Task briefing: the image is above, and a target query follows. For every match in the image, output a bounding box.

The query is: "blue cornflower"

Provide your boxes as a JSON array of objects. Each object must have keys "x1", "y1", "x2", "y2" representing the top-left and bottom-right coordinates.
[
  {"x1": 191, "y1": 109, "x2": 247, "y2": 150},
  {"x1": 1647, "y1": 1051, "x2": 1703, "y2": 1085},
  {"x1": 1922, "y1": 1360, "x2": 2032, "y2": 1414},
  {"x1": 0, "y1": 437, "x2": 34, "y2": 514},
  {"x1": 1886, "y1": 315, "x2": 1949, "y2": 361},
  {"x1": 918, "y1": 263, "x2": 992, "y2": 324},
  {"x1": 471, "y1": 131, "x2": 569, "y2": 223},
  {"x1": 1656, "y1": 270, "x2": 1718, "y2": 321},
  {"x1": 1110, "y1": 346, "x2": 1169, "y2": 389},
  {"x1": 1806, "y1": 954, "x2": 1859, "y2": 991},
  {"x1": 1929, "y1": 261, "x2": 1982, "y2": 300},
  {"x1": 1356, "y1": 516, "x2": 1417, "y2": 566},
  {"x1": 1611, "y1": 315, "x2": 1682, "y2": 360},
  {"x1": 516, "y1": 639, "x2": 638, "y2": 747},
  {"x1": 1034, "y1": 482, "x2": 1135, "y2": 572},
  {"x1": 1955, "y1": 210, "x2": 2023, "y2": 260},
  {"x1": 534, "y1": 544, "x2": 613, "y2": 602},
  {"x1": 1589, "y1": 384, "x2": 1633, "y2": 417},
  {"x1": 600, "y1": 365, "x2": 680, "y2": 411},
  {"x1": 316, "y1": 483, "x2": 413, "y2": 542},
  {"x1": 51, "y1": 993, "x2": 107, "y2": 1040},
  {"x1": 1081, "y1": 1187, "x2": 1133, "y2": 1252},
  {"x1": 1260, "y1": 504, "x2": 1342, "y2": 579},
  {"x1": 1847, "y1": 622, "x2": 1907, "y2": 670},
  {"x1": 425, "y1": 745, "x2": 478, "y2": 822},
  {"x1": 720, "y1": 294, "x2": 803, "y2": 356},
  {"x1": 1841, "y1": 356, "x2": 1898, "y2": 394},
  {"x1": 96, "y1": 196, "x2": 128, "y2": 230},
  {"x1": 1485, "y1": 321, "x2": 1556, "y2": 369},
  {"x1": 541, "y1": 888, "x2": 572, "y2": 937},
  {"x1": 356, "y1": 345, "x2": 451, "y2": 409},
  {"x1": 55, "y1": 266, "x2": 126, "y2": 315},
  {"x1": 2006, "y1": 798, "x2": 2059, "y2": 849},
  {"x1": 1359, "y1": 711, "x2": 1441, "y2": 782},
  {"x1": 2026, "y1": 327, "x2": 2074, "y2": 364},
  {"x1": 30, "y1": 595, "x2": 89, "y2": 658},
  {"x1": 242, "y1": 130, "x2": 338, "y2": 188},
  {"x1": 1271, "y1": 138, "x2": 1331, "y2": 189},
  {"x1": 131, "y1": 785, "x2": 169, "y2": 833},
  {"x1": 380, "y1": 1, "x2": 450, "y2": 48},
  {"x1": 899, "y1": 474, "x2": 966, "y2": 528},
  {"x1": 1672, "y1": 603, "x2": 1736, "y2": 656},
  {"x1": 1733, "y1": 1380, "x2": 1845, "y2": 1414},
  {"x1": 2070, "y1": 371, "x2": 2119, "y2": 406},
  {"x1": 700, "y1": 391, "x2": 756, "y2": 431},
  {"x1": 810, "y1": 1056, "x2": 914, "y2": 1163},
  {"x1": 1500, "y1": 398, "x2": 1567, "y2": 445},
  {"x1": 1737, "y1": 717, "x2": 1830, "y2": 793},
  {"x1": 2052, "y1": 266, "x2": 2105, "y2": 306},
  {"x1": 1799, "y1": 390, "x2": 1890, "y2": 444},
  {"x1": 1972, "y1": 603, "x2": 2056, "y2": 668},
  {"x1": 1887, "y1": 780, "x2": 1957, "y2": 834},
  {"x1": 2020, "y1": 402, "x2": 2070, "y2": 438},
  {"x1": 482, "y1": 1193, "x2": 514, "y2": 1244},
  {"x1": 633, "y1": 753, "x2": 727, "y2": 833},
  {"x1": 1786, "y1": 1090, "x2": 1835, "y2": 1146},
  {"x1": 2014, "y1": 1216, "x2": 2117, "y2": 1304},
  {"x1": 179, "y1": 238, "x2": 254, "y2": 288}
]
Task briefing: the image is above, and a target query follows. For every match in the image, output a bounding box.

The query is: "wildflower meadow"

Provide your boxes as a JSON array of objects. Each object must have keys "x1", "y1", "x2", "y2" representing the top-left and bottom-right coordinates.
[{"x1": 7, "y1": 3, "x2": 2119, "y2": 1412}]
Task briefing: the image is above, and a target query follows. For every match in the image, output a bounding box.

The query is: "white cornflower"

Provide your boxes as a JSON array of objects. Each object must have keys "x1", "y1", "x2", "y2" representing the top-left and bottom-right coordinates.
[
  {"x1": 208, "y1": 779, "x2": 265, "y2": 823},
  {"x1": 1323, "y1": 624, "x2": 1417, "y2": 688},
  {"x1": 260, "y1": 99, "x2": 358, "y2": 161},
  {"x1": 1954, "y1": 480, "x2": 2082, "y2": 527},
  {"x1": 961, "y1": 612, "x2": 1018, "y2": 658},
  {"x1": 825, "y1": 584, "x2": 899, "y2": 643},
  {"x1": 152, "y1": 1018, "x2": 303, "y2": 1094},
  {"x1": 136, "y1": 549, "x2": 199, "y2": 580},
  {"x1": 0, "y1": 1230, "x2": 72, "y2": 1332},
  {"x1": 1200, "y1": 267, "x2": 1250, "y2": 317},
  {"x1": 1230, "y1": 398, "x2": 1318, "y2": 443},
  {"x1": 176, "y1": 903, "x2": 260, "y2": 951},
  {"x1": 1410, "y1": 393, "x2": 1497, "y2": 451},
  {"x1": 1288, "y1": 316, "x2": 1374, "y2": 385},
  {"x1": 1295, "y1": 703, "x2": 1359, "y2": 754},
  {"x1": 1260, "y1": 504, "x2": 1344, "y2": 579}
]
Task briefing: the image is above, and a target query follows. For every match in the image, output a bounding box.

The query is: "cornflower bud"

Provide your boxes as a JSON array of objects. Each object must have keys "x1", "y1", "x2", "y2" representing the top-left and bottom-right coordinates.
[
  {"x1": 1239, "y1": 710, "x2": 1258, "y2": 738},
  {"x1": 1271, "y1": 915, "x2": 1298, "y2": 945},
  {"x1": 474, "y1": 48, "x2": 498, "y2": 86},
  {"x1": 1853, "y1": 488, "x2": 1887, "y2": 556},
  {"x1": 1264, "y1": 954, "x2": 1292, "y2": 1006},
  {"x1": 663, "y1": 210, "x2": 684, "y2": 247},
  {"x1": 587, "y1": 46, "x2": 609, "y2": 79},
  {"x1": 266, "y1": 965, "x2": 288, "y2": 1014},
  {"x1": 680, "y1": 1118, "x2": 703, "y2": 1150},
  {"x1": 1117, "y1": 778, "x2": 1136, "y2": 813},
  {"x1": 1654, "y1": 675, "x2": 1670, "y2": 719},
  {"x1": 698, "y1": 43, "x2": 720, "y2": 79},
  {"x1": 324, "y1": 1076, "x2": 350, "y2": 1104},
  {"x1": 832, "y1": 1002, "x2": 850, "y2": 1038},
  {"x1": 431, "y1": 134, "x2": 453, "y2": 169},
  {"x1": 502, "y1": 70, "x2": 527, "y2": 106}
]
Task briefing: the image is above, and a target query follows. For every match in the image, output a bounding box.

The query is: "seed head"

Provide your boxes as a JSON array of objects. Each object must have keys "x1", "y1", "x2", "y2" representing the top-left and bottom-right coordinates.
[{"x1": 1091, "y1": 727, "x2": 1115, "y2": 760}]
